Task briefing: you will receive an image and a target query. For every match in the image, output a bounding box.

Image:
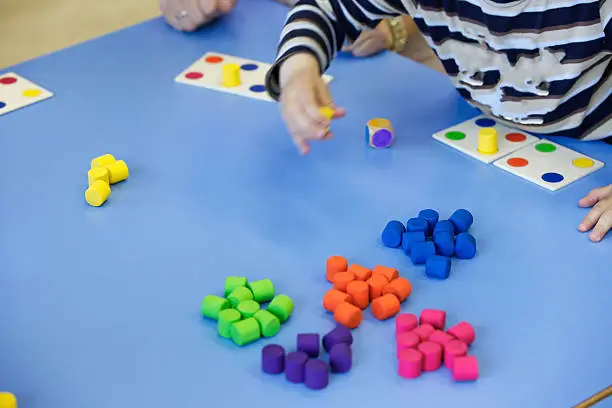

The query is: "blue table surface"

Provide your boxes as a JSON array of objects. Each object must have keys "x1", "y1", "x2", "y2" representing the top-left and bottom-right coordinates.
[{"x1": 1, "y1": 1, "x2": 611, "y2": 407}]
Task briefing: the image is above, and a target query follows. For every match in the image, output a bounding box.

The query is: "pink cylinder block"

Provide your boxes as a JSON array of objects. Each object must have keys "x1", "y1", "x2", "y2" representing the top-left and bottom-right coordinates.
[
  {"x1": 420, "y1": 309, "x2": 446, "y2": 330},
  {"x1": 444, "y1": 339, "x2": 468, "y2": 369},
  {"x1": 398, "y1": 348, "x2": 423, "y2": 379},
  {"x1": 452, "y1": 355, "x2": 479, "y2": 381},
  {"x1": 396, "y1": 331, "x2": 420, "y2": 356},
  {"x1": 417, "y1": 341, "x2": 442, "y2": 371},
  {"x1": 429, "y1": 330, "x2": 454, "y2": 348},
  {"x1": 395, "y1": 313, "x2": 418, "y2": 334},
  {"x1": 447, "y1": 321, "x2": 476, "y2": 345},
  {"x1": 411, "y1": 323, "x2": 435, "y2": 341}
]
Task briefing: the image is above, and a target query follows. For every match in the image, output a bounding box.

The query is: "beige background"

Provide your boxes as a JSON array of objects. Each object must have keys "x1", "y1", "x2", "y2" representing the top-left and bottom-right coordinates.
[{"x1": 0, "y1": 0, "x2": 161, "y2": 69}]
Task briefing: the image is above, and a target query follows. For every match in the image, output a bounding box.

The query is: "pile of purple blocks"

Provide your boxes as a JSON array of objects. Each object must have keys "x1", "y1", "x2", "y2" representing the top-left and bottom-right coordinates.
[{"x1": 261, "y1": 326, "x2": 354, "y2": 390}]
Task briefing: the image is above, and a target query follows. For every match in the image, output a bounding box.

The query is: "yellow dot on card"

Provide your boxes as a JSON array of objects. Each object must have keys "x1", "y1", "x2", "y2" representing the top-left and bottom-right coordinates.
[
  {"x1": 22, "y1": 89, "x2": 41, "y2": 98},
  {"x1": 573, "y1": 157, "x2": 594, "y2": 168}
]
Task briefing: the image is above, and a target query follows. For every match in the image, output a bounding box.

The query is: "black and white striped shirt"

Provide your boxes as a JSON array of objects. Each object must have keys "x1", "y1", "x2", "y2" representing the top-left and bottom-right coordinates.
[{"x1": 265, "y1": 0, "x2": 612, "y2": 139}]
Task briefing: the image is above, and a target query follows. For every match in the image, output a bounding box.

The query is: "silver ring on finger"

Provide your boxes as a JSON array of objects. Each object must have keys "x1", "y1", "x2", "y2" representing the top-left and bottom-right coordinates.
[{"x1": 175, "y1": 9, "x2": 188, "y2": 29}]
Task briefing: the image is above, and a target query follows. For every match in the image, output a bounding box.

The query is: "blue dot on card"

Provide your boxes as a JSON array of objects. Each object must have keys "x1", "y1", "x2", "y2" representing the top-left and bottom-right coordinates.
[
  {"x1": 249, "y1": 85, "x2": 266, "y2": 93},
  {"x1": 475, "y1": 118, "x2": 496, "y2": 127},
  {"x1": 0, "y1": 101, "x2": 5, "y2": 109},
  {"x1": 241, "y1": 63, "x2": 259, "y2": 71},
  {"x1": 541, "y1": 172, "x2": 564, "y2": 183}
]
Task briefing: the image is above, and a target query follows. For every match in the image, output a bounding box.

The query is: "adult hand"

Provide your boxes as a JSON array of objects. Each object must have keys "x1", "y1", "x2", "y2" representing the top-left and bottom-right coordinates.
[
  {"x1": 160, "y1": 0, "x2": 237, "y2": 32},
  {"x1": 578, "y1": 184, "x2": 612, "y2": 242},
  {"x1": 341, "y1": 23, "x2": 392, "y2": 57},
  {"x1": 279, "y1": 53, "x2": 346, "y2": 155}
]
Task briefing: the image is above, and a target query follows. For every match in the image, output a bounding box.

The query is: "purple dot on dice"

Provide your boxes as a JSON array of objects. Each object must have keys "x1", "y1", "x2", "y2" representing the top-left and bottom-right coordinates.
[
  {"x1": 297, "y1": 333, "x2": 320, "y2": 358},
  {"x1": 304, "y1": 359, "x2": 330, "y2": 390},
  {"x1": 261, "y1": 344, "x2": 285, "y2": 374},
  {"x1": 322, "y1": 325, "x2": 353, "y2": 353},
  {"x1": 329, "y1": 342, "x2": 352, "y2": 373},
  {"x1": 285, "y1": 351, "x2": 309, "y2": 383}
]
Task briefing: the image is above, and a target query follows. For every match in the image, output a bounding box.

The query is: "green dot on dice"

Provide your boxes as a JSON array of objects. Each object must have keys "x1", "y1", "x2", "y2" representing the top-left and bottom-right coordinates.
[
  {"x1": 254, "y1": 310, "x2": 280, "y2": 337},
  {"x1": 201, "y1": 295, "x2": 230, "y2": 320},
  {"x1": 237, "y1": 300, "x2": 260, "y2": 318},
  {"x1": 228, "y1": 286, "x2": 253, "y2": 307},
  {"x1": 267, "y1": 294, "x2": 294, "y2": 323},
  {"x1": 224, "y1": 276, "x2": 248, "y2": 297},
  {"x1": 217, "y1": 309, "x2": 242, "y2": 338},
  {"x1": 230, "y1": 317, "x2": 261, "y2": 346},
  {"x1": 247, "y1": 279, "x2": 275, "y2": 303}
]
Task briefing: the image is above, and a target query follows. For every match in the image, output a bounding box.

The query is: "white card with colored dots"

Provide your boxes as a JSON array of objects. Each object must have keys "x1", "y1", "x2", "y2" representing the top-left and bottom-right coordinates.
[
  {"x1": 0, "y1": 72, "x2": 54, "y2": 117},
  {"x1": 432, "y1": 115, "x2": 540, "y2": 163},
  {"x1": 175, "y1": 52, "x2": 333, "y2": 102},
  {"x1": 493, "y1": 140, "x2": 605, "y2": 191}
]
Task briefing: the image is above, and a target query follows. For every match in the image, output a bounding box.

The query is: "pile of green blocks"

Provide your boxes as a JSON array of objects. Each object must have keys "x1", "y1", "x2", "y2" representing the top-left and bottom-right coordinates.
[{"x1": 201, "y1": 276, "x2": 294, "y2": 346}]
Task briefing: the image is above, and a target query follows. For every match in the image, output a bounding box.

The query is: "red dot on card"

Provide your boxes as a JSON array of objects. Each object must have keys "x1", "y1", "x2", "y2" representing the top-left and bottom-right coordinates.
[
  {"x1": 507, "y1": 157, "x2": 528, "y2": 167},
  {"x1": 506, "y1": 133, "x2": 527, "y2": 142},
  {"x1": 0, "y1": 77, "x2": 17, "y2": 85},
  {"x1": 205, "y1": 56, "x2": 223, "y2": 63},
  {"x1": 185, "y1": 72, "x2": 203, "y2": 80}
]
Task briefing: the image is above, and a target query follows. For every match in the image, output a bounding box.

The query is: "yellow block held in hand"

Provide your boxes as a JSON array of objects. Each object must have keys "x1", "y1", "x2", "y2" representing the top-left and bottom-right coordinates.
[
  {"x1": 104, "y1": 160, "x2": 129, "y2": 184},
  {"x1": 477, "y1": 127, "x2": 498, "y2": 154},
  {"x1": 88, "y1": 167, "x2": 109, "y2": 186},
  {"x1": 221, "y1": 63, "x2": 241, "y2": 87},
  {"x1": 85, "y1": 180, "x2": 111, "y2": 207},
  {"x1": 90, "y1": 153, "x2": 116, "y2": 168},
  {"x1": 319, "y1": 106, "x2": 334, "y2": 120}
]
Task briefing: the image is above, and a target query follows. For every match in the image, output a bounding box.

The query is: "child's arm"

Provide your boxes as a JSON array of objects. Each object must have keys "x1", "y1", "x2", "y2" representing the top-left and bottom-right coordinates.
[
  {"x1": 265, "y1": 0, "x2": 410, "y2": 100},
  {"x1": 578, "y1": 185, "x2": 612, "y2": 242}
]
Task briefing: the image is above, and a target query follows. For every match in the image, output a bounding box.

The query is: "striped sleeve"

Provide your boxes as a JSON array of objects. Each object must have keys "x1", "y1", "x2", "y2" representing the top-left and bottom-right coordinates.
[
  {"x1": 265, "y1": 0, "x2": 409, "y2": 100},
  {"x1": 603, "y1": 0, "x2": 612, "y2": 42}
]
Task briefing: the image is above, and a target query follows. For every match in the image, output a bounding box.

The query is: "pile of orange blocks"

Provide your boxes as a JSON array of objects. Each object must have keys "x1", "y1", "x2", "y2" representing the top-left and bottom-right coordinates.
[{"x1": 323, "y1": 256, "x2": 412, "y2": 329}]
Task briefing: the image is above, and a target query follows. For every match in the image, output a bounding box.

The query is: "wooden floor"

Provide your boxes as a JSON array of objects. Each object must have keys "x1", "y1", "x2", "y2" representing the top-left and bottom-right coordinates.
[{"x1": 0, "y1": 0, "x2": 160, "y2": 68}]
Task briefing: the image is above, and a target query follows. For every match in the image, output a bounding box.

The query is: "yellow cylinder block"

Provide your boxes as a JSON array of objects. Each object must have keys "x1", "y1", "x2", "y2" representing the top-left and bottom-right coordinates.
[
  {"x1": 0, "y1": 392, "x2": 17, "y2": 408},
  {"x1": 319, "y1": 106, "x2": 334, "y2": 120},
  {"x1": 221, "y1": 63, "x2": 241, "y2": 87},
  {"x1": 90, "y1": 153, "x2": 116, "y2": 168},
  {"x1": 88, "y1": 167, "x2": 109, "y2": 186},
  {"x1": 85, "y1": 181, "x2": 111, "y2": 207},
  {"x1": 105, "y1": 160, "x2": 129, "y2": 184},
  {"x1": 477, "y1": 127, "x2": 498, "y2": 154}
]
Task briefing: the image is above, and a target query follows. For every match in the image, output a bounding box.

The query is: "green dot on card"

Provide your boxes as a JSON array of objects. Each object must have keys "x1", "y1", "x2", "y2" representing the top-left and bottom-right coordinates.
[
  {"x1": 445, "y1": 131, "x2": 466, "y2": 141},
  {"x1": 535, "y1": 142, "x2": 556, "y2": 153}
]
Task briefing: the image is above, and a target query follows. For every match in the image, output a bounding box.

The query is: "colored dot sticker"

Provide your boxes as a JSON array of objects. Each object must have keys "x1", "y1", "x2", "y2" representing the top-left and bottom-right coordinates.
[
  {"x1": 535, "y1": 142, "x2": 556, "y2": 153},
  {"x1": 541, "y1": 172, "x2": 564, "y2": 183},
  {"x1": 241, "y1": 63, "x2": 258, "y2": 71},
  {"x1": 505, "y1": 133, "x2": 527, "y2": 142},
  {"x1": 0, "y1": 101, "x2": 5, "y2": 109},
  {"x1": 205, "y1": 55, "x2": 223, "y2": 63},
  {"x1": 507, "y1": 157, "x2": 528, "y2": 167},
  {"x1": 475, "y1": 118, "x2": 496, "y2": 127},
  {"x1": 445, "y1": 131, "x2": 466, "y2": 140},
  {"x1": 372, "y1": 129, "x2": 393, "y2": 147},
  {"x1": 0, "y1": 77, "x2": 17, "y2": 85},
  {"x1": 185, "y1": 72, "x2": 203, "y2": 80},
  {"x1": 22, "y1": 89, "x2": 41, "y2": 97},
  {"x1": 573, "y1": 157, "x2": 594, "y2": 168},
  {"x1": 249, "y1": 85, "x2": 266, "y2": 93}
]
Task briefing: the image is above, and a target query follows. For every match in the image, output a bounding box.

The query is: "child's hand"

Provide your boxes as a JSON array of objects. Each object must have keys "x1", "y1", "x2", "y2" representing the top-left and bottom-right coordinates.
[
  {"x1": 279, "y1": 53, "x2": 345, "y2": 154},
  {"x1": 341, "y1": 23, "x2": 391, "y2": 57},
  {"x1": 578, "y1": 184, "x2": 612, "y2": 242}
]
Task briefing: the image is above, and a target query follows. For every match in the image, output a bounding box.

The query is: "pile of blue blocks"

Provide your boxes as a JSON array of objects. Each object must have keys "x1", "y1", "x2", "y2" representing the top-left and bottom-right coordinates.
[{"x1": 381, "y1": 209, "x2": 477, "y2": 280}]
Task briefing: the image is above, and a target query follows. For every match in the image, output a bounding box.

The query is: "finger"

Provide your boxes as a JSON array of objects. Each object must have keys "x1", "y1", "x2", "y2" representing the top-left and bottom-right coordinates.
[
  {"x1": 198, "y1": 0, "x2": 218, "y2": 15},
  {"x1": 217, "y1": 0, "x2": 237, "y2": 14},
  {"x1": 293, "y1": 136, "x2": 311, "y2": 155},
  {"x1": 579, "y1": 198, "x2": 611, "y2": 232},
  {"x1": 351, "y1": 37, "x2": 385, "y2": 57},
  {"x1": 578, "y1": 184, "x2": 612, "y2": 208},
  {"x1": 590, "y1": 206, "x2": 612, "y2": 242}
]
